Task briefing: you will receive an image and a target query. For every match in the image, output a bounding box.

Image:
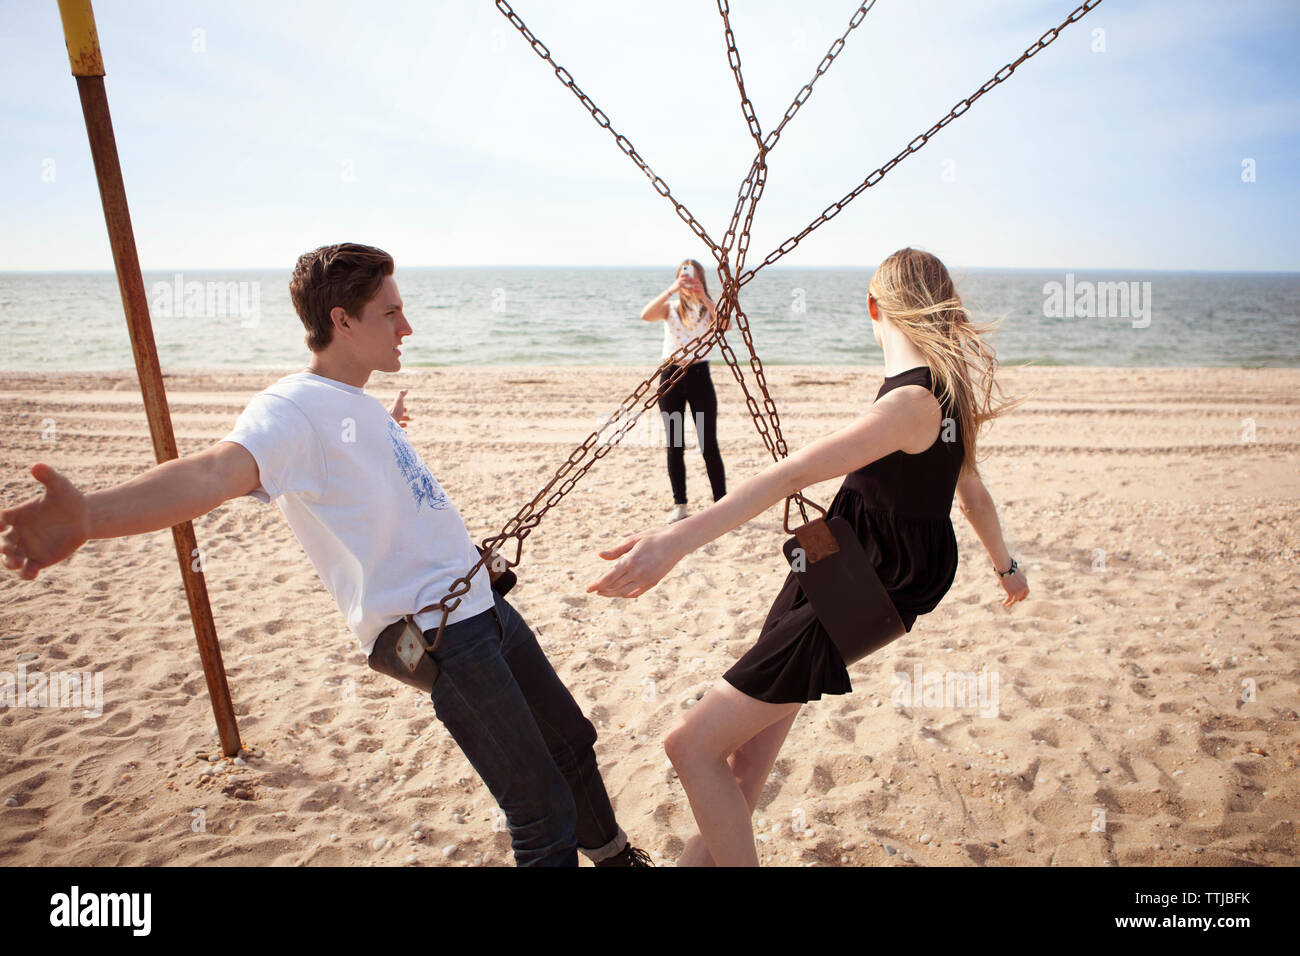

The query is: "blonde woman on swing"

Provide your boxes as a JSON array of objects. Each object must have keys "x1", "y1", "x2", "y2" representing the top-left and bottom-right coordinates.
[{"x1": 590, "y1": 247, "x2": 1029, "y2": 865}]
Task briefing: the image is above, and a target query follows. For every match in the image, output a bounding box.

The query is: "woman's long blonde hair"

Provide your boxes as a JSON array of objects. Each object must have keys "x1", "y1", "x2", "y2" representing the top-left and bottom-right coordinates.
[
  {"x1": 677, "y1": 258, "x2": 710, "y2": 330},
  {"x1": 868, "y1": 247, "x2": 1018, "y2": 475}
]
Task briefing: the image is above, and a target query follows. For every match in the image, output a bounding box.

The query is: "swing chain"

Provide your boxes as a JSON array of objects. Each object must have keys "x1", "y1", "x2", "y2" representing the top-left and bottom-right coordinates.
[
  {"x1": 493, "y1": 0, "x2": 723, "y2": 260},
  {"x1": 707, "y1": 0, "x2": 882, "y2": 519},
  {"x1": 710, "y1": 291, "x2": 812, "y2": 527},
  {"x1": 478, "y1": 0, "x2": 859, "y2": 587},
  {"x1": 419, "y1": 323, "x2": 727, "y2": 637},
  {"x1": 716, "y1": 0, "x2": 763, "y2": 148},
  {"x1": 739, "y1": 0, "x2": 1105, "y2": 283},
  {"x1": 490, "y1": 0, "x2": 886, "y2": 498},
  {"x1": 430, "y1": 0, "x2": 1106, "y2": 628},
  {"x1": 716, "y1": 0, "x2": 877, "y2": 272}
]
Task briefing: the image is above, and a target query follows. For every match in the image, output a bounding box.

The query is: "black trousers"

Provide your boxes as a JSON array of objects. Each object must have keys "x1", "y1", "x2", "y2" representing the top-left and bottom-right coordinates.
[{"x1": 657, "y1": 361, "x2": 727, "y2": 504}]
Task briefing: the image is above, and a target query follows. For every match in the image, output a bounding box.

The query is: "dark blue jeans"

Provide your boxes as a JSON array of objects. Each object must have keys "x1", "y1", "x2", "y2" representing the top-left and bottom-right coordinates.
[{"x1": 425, "y1": 590, "x2": 626, "y2": 866}]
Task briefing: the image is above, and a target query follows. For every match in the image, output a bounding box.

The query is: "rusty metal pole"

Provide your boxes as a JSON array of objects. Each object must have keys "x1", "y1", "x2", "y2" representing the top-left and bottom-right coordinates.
[{"x1": 56, "y1": 0, "x2": 241, "y2": 756}]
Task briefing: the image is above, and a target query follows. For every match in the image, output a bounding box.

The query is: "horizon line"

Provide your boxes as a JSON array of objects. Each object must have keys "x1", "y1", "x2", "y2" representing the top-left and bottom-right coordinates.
[{"x1": 4, "y1": 265, "x2": 1300, "y2": 276}]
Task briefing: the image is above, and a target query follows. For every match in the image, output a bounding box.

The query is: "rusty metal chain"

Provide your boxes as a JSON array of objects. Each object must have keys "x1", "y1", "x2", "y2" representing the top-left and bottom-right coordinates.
[
  {"x1": 717, "y1": 0, "x2": 763, "y2": 149},
  {"x1": 493, "y1": 0, "x2": 722, "y2": 259},
  {"x1": 423, "y1": 321, "x2": 725, "y2": 644},
  {"x1": 718, "y1": 1, "x2": 877, "y2": 273},
  {"x1": 740, "y1": 0, "x2": 1104, "y2": 284},
  {"x1": 710, "y1": 295, "x2": 811, "y2": 526},
  {"x1": 762, "y1": 1, "x2": 878, "y2": 155},
  {"x1": 417, "y1": 0, "x2": 1105, "y2": 647},
  {"x1": 709, "y1": 0, "x2": 880, "y2": 517},
  {"x1": 704, "y1": 0, "x2": 881, "y2": 528}
]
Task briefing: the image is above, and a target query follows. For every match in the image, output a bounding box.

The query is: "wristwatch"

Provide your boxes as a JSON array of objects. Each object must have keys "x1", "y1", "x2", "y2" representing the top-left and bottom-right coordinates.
[{"x1": 995, "y1": 557, "x2": 1018, "y2": 578}]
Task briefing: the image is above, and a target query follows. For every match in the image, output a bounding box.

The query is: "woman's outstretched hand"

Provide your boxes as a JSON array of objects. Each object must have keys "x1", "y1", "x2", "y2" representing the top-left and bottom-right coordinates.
[
  {"x1": 1000, "y1": 567, "x2": 1029, "y2": 607},
  {"x1": 586, "y1": 527, "x2": 686, "y2": 598},
  {"x1": 0, "y1": 463, "x2": 90, "y2": 581}
]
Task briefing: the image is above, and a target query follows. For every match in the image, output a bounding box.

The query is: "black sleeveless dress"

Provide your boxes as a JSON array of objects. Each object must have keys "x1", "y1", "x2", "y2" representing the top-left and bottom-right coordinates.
[{"x1": 723, "y1": 366, "x2": 964, "y2": 704}]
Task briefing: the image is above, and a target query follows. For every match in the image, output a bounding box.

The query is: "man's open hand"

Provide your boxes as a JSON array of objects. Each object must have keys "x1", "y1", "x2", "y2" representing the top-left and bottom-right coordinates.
[
  {"x1": 391, "y1": 388, "x2": 410, "y2": 428},
  {"x1": 0, "y1": 463, "x2": 90, "y2": 581}
]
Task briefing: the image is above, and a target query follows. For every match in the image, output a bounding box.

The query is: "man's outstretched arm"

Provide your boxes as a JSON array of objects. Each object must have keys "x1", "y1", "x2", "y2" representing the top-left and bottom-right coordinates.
[{"x1": 1, "y1": 441, "x2": 261, "y2": 581}]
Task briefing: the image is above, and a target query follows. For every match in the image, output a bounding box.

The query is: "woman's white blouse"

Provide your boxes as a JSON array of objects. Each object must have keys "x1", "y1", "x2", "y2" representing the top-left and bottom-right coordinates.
[{"x1": 661, "y1": 298, "x2": 715, "y2": 363}]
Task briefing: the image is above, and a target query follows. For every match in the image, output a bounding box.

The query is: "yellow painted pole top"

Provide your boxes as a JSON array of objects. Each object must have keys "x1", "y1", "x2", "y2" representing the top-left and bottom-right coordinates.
[{"x1": 57, "y1": 0, "x2": 105, "y2": 76}]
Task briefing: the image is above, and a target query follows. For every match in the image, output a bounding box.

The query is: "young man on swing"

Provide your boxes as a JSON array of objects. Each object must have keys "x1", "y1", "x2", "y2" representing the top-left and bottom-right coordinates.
[{"x1": 0, "y1": 242, "x2": 651, "y2": 868}]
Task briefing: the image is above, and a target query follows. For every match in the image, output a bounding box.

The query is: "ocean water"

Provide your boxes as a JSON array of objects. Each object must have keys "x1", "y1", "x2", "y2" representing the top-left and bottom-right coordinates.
[{"x1": 1, "y1": 267, "x2": 1297, "y2": 370}]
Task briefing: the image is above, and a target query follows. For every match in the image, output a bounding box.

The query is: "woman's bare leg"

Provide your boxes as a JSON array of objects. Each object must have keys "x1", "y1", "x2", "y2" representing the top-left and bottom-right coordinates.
[
  {"x1": 665, "y1": 679, "x2": 801, "y2": 866},
  {"x1": 676, "y1": 704, "x2": 800, "y2": 866}
]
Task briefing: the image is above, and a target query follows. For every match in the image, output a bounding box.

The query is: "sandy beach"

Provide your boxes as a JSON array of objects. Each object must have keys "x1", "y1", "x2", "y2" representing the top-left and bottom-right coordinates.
[{"x1": 0, "y1": 364, "x2": 1296, "y2": 866}]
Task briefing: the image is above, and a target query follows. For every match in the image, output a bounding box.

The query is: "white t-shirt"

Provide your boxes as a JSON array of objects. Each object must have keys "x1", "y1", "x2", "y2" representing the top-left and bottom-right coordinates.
[
  {"x1": 661, "y1": 298, "x2": 714, "y2": 363},
  {"x1": 220, "y1": 371, "x2": 494, "y2": 656}
]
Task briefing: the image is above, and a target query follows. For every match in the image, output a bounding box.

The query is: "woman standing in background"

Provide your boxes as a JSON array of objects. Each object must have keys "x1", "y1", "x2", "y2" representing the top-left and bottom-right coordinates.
[{"x1": 640, "y1": 259, "x2": 729, "y2": 522}]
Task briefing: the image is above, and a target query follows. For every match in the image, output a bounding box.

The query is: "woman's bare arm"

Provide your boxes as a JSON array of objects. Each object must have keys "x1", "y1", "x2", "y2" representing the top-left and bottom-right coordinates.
[
  {"x1": 587, "y1": 386, "x2": 940, "y2": 597},
  {"x1": 640, "y1": 280, "x2": 682, "y2": 322},
  {"x1": 955, "y1": 472, "x2": 1029, "y2": 606}
]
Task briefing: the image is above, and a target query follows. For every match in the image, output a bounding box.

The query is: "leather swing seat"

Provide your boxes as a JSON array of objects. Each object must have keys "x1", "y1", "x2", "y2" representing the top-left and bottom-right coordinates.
[
  {"x1": 367, "y1": 547, "x2": 517, "y2": 693},
  {"x1": 782, "y1": 513, "x2": 907, "y2": 667}
]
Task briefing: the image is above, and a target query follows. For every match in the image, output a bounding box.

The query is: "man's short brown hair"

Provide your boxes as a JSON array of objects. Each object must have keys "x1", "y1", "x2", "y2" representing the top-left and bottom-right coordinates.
[{"x1": 290, "y1": 243, "x2": 395, "y2": 352}]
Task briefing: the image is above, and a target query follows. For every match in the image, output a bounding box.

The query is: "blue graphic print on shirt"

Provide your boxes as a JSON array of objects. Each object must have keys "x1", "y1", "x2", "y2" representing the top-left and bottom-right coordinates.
[{"x1": 387, "y1": 416, "x2": 449, "y2": 511}]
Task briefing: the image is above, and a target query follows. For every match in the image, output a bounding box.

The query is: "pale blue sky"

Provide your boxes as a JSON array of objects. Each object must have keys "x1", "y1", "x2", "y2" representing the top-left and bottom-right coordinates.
[{"x1": 2, "y1": 0, "x2": 1297, "y2": 272}]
